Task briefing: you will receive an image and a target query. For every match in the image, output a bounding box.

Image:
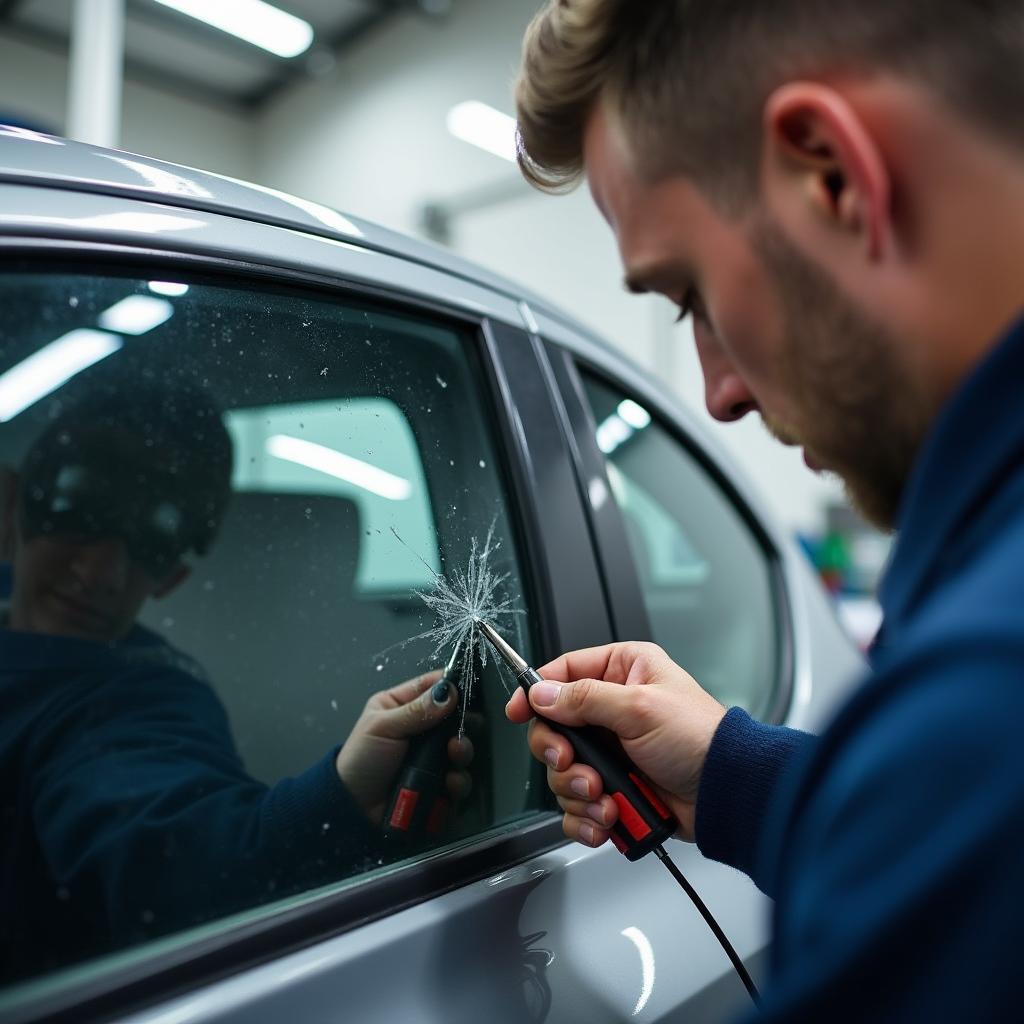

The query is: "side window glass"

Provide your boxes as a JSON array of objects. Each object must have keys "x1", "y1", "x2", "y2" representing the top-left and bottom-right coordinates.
[
  {"x1": 580, "y1": 371, "x2": 782, "y2": 719},
  {"x1": 0, "y1": 271, "x2": 540, "y2": 990}
]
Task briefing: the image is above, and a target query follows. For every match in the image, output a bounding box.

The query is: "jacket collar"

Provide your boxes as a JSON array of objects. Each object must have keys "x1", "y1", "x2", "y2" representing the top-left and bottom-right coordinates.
[{"x1": 879, "y1": 312, "x2": 1024, "y2": 632}]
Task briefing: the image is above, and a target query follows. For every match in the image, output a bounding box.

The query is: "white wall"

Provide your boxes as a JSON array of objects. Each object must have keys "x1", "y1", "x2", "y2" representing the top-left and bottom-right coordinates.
[
  {"x1": 0, "y1": 33, "x2": 256, "y2": 178},
  {"x1": 257, "y1": 0, "x2": 841, "y2": 536},
  {"x1": 0, "y1": 4, "x2": 841, "y2": 536}
]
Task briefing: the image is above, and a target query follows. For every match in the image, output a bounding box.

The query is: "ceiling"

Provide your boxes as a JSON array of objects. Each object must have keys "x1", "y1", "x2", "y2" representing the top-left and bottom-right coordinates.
[{"x1": 0, "y1": 0, "x2": 451, "y2": 110}]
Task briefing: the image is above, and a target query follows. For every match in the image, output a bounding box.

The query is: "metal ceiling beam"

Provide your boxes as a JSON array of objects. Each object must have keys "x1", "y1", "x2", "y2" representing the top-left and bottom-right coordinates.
[
  {"x1": 0, "y1": 20, "x2": 249, "y2": 115},
  {"x1": 241, "y1": 1, "x2": 444, "y2": 111}
]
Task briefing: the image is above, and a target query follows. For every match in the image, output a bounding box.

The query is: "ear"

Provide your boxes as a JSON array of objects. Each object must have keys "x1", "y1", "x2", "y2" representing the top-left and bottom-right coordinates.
[
  {"x1": 0, "y1": 467, "x2": 19, "y2": 562},
  {"x1": 152, "y1": 563, "x2": 191, "y2": 599},
  {"x1": 761, "y1": 82, "x2": 891, "y2": 261}
]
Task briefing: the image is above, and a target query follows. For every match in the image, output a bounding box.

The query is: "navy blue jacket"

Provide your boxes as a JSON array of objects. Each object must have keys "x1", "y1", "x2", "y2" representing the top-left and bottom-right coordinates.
[
  {"x1": 0, "y1": 624, "x2": 374, "y2": 982},
  {"x1": 695, "y1": 314, "x2": 1024, "y2": 1019}
]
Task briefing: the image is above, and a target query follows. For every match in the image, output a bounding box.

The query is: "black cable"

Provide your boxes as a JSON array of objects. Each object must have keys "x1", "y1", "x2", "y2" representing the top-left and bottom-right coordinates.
[{"x1": 654, "y1": 845, "x2": 761, "y2": 1007}]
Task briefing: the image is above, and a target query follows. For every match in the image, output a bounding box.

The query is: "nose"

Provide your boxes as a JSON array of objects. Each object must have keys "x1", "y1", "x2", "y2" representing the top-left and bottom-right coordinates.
[
  {"x1": 694, "y1": 324, "x2": 758, "y2": 423},
  {"x1": 70, "y1": 537, "x2": 131, "y2": 593}
]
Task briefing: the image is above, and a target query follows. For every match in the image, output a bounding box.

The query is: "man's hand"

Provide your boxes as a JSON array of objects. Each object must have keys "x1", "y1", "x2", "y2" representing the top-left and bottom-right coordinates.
[
  {"x1": 505, "y1": 642, "x2": 726, "y2": 847},
  {"x1": 336, "y1": 670, "x2": 473, "y2": 824}
]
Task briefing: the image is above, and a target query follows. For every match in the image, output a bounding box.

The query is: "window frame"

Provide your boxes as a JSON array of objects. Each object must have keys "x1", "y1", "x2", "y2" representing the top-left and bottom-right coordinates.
[
  {"x1": 545, "y1": 342, "x2": 796, "y2": 727},
  {"x1": 0, "y1": 241, "x2": 607, "y2": 1024}
]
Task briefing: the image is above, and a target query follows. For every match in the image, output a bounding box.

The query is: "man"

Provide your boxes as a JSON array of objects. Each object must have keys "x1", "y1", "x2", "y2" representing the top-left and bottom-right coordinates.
[
  {"x1": 0, "y1": 386, "x2": 470, "y2": 981},
  {"x1": 506, "y1": 2, "x2": 1024, "y2": 1019}
]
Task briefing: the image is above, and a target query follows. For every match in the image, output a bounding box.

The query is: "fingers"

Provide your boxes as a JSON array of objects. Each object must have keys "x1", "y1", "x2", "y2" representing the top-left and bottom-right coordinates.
[
  {"x1": 445, "y1": 768, "x2": 472, "y2": 803},
  {"x1": 447, "y1": 734, "x2": 474, "y2": 769},
  {"x1": 525, "y1": 676, "x2": 649, "y2": 737},
  {"x1": 537, "y1": 641, "x2": 664, "y2": 685},
  {"x1": 561, "y1": 810, "x2": 612, "y2": 849},
  {"x1": 505, "y1": 687, "x2": 531, "y2": 723},
  {"x1": 553, "y1": 787, "x2": 617, "y2": 829},
  {"x1": 377, "y1": 669, "x2": 443, "y2": 709},
  {"x1": 376, "y1": 673, "x2": 458, "y2": 740}
]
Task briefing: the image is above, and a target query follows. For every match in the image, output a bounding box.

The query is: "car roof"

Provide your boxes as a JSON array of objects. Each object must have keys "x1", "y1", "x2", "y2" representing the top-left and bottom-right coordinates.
[{"x1": 0, "y1": 127, "x2": 585, "y2": 337}]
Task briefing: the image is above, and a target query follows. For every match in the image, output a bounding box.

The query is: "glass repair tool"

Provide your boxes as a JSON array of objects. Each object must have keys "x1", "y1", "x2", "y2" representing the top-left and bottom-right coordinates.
[
  {"x1": 474, "y1": 617, "x2": 760, "y2": 1005},
  {"x1": 474, "y1": 617, "x2": 676, "y2": 860},
  {"x1": 383, "y1": 641, "x2": 463, "y2": 843}
]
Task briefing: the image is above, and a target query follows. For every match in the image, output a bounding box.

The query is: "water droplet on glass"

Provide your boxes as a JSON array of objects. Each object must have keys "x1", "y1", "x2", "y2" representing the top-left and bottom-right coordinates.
[
  {"x1": 479, "y1": 460, "x2": 486, "y2": 468},
  {"x1": 376, "y1": 664, "x2": 383, "y2": 672},
  {"x1": 68, "y1": 296, "x2": 79, "y2": 308},
  {"x1": 436, "y1": 375, "x2": 448, "y2": 389},
  {"x1": 320, "y1": 367, "x2": 328, "y2": 376},
  {"x1": 330, "y1": 699, "x2": 338, "y2": 710},
  {"x1": 162, "y1": 617, "x2": 174, "y2": 628}
]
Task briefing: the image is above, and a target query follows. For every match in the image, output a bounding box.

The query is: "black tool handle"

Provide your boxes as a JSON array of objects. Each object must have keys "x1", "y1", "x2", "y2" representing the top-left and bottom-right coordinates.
[
  {"x1": 382, "y1": 713, "x2": 455, "y2": 843},
  {"x1": 518, "y1": 666, "x2": 677, "y2": 861}
]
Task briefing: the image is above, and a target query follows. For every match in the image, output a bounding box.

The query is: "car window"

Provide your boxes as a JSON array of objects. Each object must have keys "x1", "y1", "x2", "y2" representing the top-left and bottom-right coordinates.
[
  {"x1": 580, "y1": 371, "x2": 782, "y2": 719},
  {"x1": 0, "y1": 269, "x2": 542, "y2": 990}
]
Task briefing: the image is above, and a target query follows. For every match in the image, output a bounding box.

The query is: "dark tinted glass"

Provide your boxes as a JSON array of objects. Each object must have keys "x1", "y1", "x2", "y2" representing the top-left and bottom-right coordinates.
[
  {"x1": 0, "y1": 270, "x2": 540, "y2": 987},
  {"x1": 581, "y1": 371, "x2": 781, "y2": 718}
]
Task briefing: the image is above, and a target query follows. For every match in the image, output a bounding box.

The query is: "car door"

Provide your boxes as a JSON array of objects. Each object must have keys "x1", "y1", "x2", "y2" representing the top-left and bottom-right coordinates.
[{"x1": 0, "y1": 180, "x2": 633, "y2": 1023}]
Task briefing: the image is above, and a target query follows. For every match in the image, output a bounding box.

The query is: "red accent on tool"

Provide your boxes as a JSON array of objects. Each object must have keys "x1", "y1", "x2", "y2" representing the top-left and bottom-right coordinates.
[
  {"x1": 389, "y1": 788, "x2": 419, "y2": 831},
  {"x1": 612, "y1": 791, "x2": 653, "y2": 840},
  {"x1": 629, "y1": 772, "x2": 672, "y2": 819},
  {"x1": 609, "y1": 831, "x2": 629, "y2": 855}
]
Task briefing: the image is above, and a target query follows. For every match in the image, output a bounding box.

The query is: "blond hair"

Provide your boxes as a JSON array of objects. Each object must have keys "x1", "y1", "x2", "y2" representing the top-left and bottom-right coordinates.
[{"x1": 515, "y1": 1, "x2": 1024, "y2": 206}]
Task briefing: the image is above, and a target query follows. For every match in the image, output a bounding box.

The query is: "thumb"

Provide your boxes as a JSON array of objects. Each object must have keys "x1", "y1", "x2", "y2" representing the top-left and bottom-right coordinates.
[
  {"x1": 528, "y1": 677, "x2": 642, "y2": 737},
  {"x1": 379, "y1": 678, "x2": 457, "y2": 740}
]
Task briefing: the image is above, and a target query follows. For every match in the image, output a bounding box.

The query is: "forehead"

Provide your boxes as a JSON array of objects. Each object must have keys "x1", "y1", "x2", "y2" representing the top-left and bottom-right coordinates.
[{"x1": 582, "y1": 103, "x2": 723, "y2": 287}]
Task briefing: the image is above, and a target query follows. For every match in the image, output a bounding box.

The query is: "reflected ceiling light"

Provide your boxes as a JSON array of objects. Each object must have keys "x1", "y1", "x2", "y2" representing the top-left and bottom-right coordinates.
[
  {"x1": 1, "y1": 211, "x2": 203, "y2": 234},
  {"x1": 621, "y1": 927, "x2": 656, "y2": 1016},
  {"x1": 617, "y1": 399, "x2": 651, "y2": 430},
  {"x1": 148, "y1": 281, "x2": 189, "y2": 297},
  {"x1": 0, "y1": 124, "x2": 64, "y2": 145},
  {"x1": 151, "y1": 0, "x2": 314, "y2": 58},
  {"x1": 446, "y1": 101, "x2": 517, "y2": 162},
  {"x1": 98, "y1": 295, "x2": 174, "y2": 335},
  {"x1": 0, "y1": 329, "x2": 122, "y2": 421},
  {"x1": 596, "y1": 413, "x2": 633, "y2": 455},
  {"x1": 99, "y1": 155, "x2": 214, "y2": 198},
  {"x1": 266, "y1": 435, "x2": 412, "y2": 501}
]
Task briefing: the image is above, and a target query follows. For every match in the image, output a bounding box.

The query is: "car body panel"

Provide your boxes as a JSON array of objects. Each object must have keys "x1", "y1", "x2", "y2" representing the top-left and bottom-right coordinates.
[{"x1": 0, "y1": 135, "x2": 866, "y2": 1023}]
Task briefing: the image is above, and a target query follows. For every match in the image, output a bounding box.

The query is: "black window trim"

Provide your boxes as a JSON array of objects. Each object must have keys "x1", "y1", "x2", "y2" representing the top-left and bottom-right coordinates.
[
  {"x1": 0, "y1": 241, "x2": 574, "y2": 1024},
  {"x1": 550, "y1": 346, "x2": 796, "y2": 727}
]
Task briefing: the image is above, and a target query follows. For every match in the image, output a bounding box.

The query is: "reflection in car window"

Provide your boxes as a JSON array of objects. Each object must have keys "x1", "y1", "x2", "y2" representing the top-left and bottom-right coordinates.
[
  {"x1": 0, "y1": 271, "x2": 540, "y2": 988},
  {"x1": 581, "y1": 372, "x2": 781, "y2": 719}
]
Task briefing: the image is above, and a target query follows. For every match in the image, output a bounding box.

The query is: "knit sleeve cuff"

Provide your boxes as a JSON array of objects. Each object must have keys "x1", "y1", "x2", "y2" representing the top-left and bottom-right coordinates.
[{"x1": 695, "y1": 707, "x2": 812, "y2": 890}]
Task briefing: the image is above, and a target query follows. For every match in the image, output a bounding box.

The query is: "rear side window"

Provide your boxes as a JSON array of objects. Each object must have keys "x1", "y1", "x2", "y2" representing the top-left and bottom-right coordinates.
[
  {"x1": 580, "y1": 372, "x2": 782, "y2": 719},
  {"x1": 0, "y1": 270, "x2": 541, "y2": 989}
]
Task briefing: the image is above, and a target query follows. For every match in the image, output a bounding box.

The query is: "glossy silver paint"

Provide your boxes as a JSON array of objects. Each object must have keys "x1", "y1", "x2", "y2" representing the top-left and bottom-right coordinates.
[{"x1": 0, "y1": 132, "x2": 864, "y2": 1023}]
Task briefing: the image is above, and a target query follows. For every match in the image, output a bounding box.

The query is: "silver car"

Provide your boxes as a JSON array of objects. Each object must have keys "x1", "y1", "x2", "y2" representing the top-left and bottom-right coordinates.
[{"x1": 0, "y1": 128, "x2": 862, "y2": 1024}]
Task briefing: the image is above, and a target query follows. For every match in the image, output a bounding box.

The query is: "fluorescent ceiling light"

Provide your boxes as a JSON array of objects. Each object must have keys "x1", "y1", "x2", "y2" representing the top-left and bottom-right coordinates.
[
  {"x1": 266, "y1": 435, "x2": 412, "y2": 501},
  {"x1": 0, "y1": 329, "x2": 122, "y2": 422},
  {"x1": 98, "y1": 295, "x2": 174, "y2": 335},
  {"x1": 446, "y1": 101, "x2": 517, "y2": 162},
  {"x1": 152, "y1": 0, "x2": 314, "y2": 58},
  {"x1": 148, "y1": 281, "x2": 189, "y2": 297}
]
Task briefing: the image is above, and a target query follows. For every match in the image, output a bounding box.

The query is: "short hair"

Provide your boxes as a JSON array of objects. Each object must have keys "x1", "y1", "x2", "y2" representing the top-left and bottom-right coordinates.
[
  {"x1": 21, "y1": 384, "x2": 233, "y2": 558},
  {"x1": 515, "y1": 1, "x2": 1024, "y2": 208}
]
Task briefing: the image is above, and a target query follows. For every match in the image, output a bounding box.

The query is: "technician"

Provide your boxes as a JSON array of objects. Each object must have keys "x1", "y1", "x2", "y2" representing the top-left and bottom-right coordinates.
[{"x1": 506, "y1": 2, "x2": 1024, "y2": 1019}]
